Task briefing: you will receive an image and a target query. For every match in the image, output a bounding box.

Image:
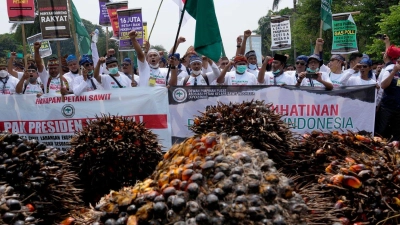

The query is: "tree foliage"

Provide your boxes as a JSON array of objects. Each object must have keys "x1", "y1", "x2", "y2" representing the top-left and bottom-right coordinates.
[{"x1": 257, "y1": 0, "x2": 399, "y2": 62}]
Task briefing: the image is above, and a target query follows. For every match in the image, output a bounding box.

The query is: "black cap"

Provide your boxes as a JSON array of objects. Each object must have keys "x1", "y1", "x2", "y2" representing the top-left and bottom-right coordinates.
[
  {"x1": 106, "y1": 57, "x2": 118, "y2": 65},
  {"x1": 273, "y1": 53, "x2": 287, "y2": 64}
]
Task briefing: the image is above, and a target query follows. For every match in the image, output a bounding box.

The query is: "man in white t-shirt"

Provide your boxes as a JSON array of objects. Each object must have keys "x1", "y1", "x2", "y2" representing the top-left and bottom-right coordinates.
[
  {"x1": 217, "y1": 55, "x2": 257, "y2": 85},
  {"x1": 16, "y1": 64, "x2": 43, "y2": 95},
  {"x1": 0, "y1": 58, "x2": 19, "y2": 95},
  {"x1": 63, "y1": 54, "x2": 81, "y2": 93},
  {"x1": 245, "y1": 50, "x2": 259, "y2": 76},
  {"x1": 129, "y1": 30, "x2": 177, "y2": 87},
  {"x1": 120, "y1": 58, "x2": 139, "y2": 87},
  {"x1": 73, "y1": 55, "x2": 103, "y2": 95},
  {"x1": 347, "y1": 58, "x2": 378, "y2": 86},
  {"x1": 258, "y1": 53, "x2": 296, "y2": 86},
  {"x1": 94, "y1": 56, "x2": 133, "y2": 90},
  {"x1": 34, "y1": 42, "x2": 69, "y2": 95},
  {"x1": 179, "y1": 55, "x2": 220, "y2": 86},
  {"x1": 296, "y1": 54, "x2": 333, "y2": 90},
  {"x1": 168, "y1": 53, "x2": 189, "y2": 84}
]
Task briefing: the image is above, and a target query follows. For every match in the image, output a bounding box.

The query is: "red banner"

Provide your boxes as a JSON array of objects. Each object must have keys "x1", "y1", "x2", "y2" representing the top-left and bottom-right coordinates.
[
  {"x1": 7, "y1": 0, "x2": 35, "y2": 23},
  {"x1": 106, "y1": 1, "x2": 128, "y2": 40}
]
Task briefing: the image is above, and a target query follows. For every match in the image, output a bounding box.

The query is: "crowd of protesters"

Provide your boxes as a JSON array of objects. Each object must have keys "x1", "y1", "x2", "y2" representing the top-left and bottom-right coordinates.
[{"x1": 0, "y1": 29, "x2": 399, "y2": 140}]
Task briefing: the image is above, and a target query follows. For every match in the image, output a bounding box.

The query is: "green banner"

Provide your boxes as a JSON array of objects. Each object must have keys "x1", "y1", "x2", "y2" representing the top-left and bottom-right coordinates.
[
  {"x1": 71, "y1": 0, "x2": 92, "y2": 55},
  {"x1": 321, "y1": 0, "x2": 332, "y2": 31},
  {"x1": 331, "y1": 14, "x2": 358, "y2": 54}
]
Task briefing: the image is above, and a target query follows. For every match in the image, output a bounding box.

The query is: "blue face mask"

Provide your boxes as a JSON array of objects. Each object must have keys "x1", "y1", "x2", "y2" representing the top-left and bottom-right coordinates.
[
  {"x1": 108, "y1": 67, "x2": 119, "y2": 75},
  {"x1": 273, "y1": 69, "x2": 281, "y2": 75},
  {"x1": 236, "y1": 65, "x2": 247, "y2": 74},
  {"x1": 248, "y1": 63, "x2": 257, "y2": 70},
  {"x1": 88, "y1": 70, "x2": 94, "y2": 75},
  {"x1": 306, "y1": 68, "x2": 319, "y2": 73}
]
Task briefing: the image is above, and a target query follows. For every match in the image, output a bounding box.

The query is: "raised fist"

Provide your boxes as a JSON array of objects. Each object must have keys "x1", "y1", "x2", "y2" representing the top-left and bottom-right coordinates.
[{"x1": 244, "y1": 30, "x2": 252, "y2": 38}]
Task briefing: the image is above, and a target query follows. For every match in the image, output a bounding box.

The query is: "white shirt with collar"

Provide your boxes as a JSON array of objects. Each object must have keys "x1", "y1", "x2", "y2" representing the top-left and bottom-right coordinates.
[
  {"x1": 0, "y1": 75, "x2": 19, "y2": 95},
  {"x1": 262, "y1": 72, "x2": 296, "y2": 85},
  {"x1": 73, "y1": 75, "x2": 104, "y2": 96}
]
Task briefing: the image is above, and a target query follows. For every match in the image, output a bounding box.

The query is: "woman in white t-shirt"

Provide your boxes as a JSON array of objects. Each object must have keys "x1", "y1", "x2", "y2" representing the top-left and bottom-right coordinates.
[{"x1": 347, "y1": 58, "x2": 378, "y2": 86}]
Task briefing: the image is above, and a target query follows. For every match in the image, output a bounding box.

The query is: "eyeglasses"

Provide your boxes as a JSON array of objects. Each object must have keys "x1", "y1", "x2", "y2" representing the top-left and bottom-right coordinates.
[
  {"x1": 27, "y1": 69, "x2": 37, "y2": 73},
  {"x1": 84, "y1": 63, "x2": 93, "y2": 67},
  {"x1": 295, "y1": 62, "x2": 305, "y2": 66},
  {"x1": 122, "y1": 63, "x2": 131, "y2": 67},
  {"x1": 362, "y1": 65, "x2": 369, "y2": 68}
]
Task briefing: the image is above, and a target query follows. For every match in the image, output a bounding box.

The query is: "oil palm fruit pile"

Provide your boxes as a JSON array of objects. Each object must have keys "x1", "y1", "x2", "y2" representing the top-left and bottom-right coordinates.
[
  {"x1": 70, "y1": 132, "x2": 308, "y2": 225},
  {"x1": 190, "y1": 100, "x2": 297, "y2": 155},
  {"x1": 68, "y1": 114, "x2": 163, "y2": 205},
  {"x1": 305, "y1": 134, "x2": 400, "y2": 224},
  {"x1": 0, "y1": 131, "x2": 83, "y2": 224}
]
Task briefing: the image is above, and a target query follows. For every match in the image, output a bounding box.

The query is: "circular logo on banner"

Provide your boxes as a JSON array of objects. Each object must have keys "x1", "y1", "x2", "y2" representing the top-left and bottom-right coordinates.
[
  {"x1": 172, "y1": 88, "x2": 187, "y2": 103},
  {"x1": 61, "y1": 104, "x2": 75, "y2": 118}
]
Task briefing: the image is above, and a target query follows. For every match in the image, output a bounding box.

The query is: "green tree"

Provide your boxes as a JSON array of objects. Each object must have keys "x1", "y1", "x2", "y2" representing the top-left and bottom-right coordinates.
[{"x1": 0, "y1": 33, "x2": 24, "y2": 58}]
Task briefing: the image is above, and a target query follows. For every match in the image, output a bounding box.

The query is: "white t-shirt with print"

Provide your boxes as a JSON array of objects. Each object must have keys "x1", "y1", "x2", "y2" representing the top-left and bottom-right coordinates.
[
  {"x1": 99, "y1": 74, "x2": 133, "y2": 90},
  {"x1": 38, "y1": 70, "x2": 68, "y2": 94},
  {"x1": 223, "y1": 71, "x2": 258, "y2": 85},
  {"x1": 73, "y1": 75, "x2": 104, "y2": 96},
  {"x1": 328, "y1": 71, "x2": 353, "y2": 87},
  {"x1": 64, "y1": 71, "x2": 80, "y2": 92},
  {"x1": 137, "y1": 60, "x2": 169, "y2": 87},
  {"x1": 263, "y1": 72, "x2": 296, "y2": 85},
  {"x1": 23, "y1": 83, "x2": 43, "y2": 94},
  {"x1": 299, "y1": 72, "x2": 333, "y2": 87},
  {"x1": 247, "y1": 68, "x2": 259, "y2": 77},
  {"x1": 0, "y1": 75, "x2": 19, "y2": 95},
  {"x1": 119, "y1": 72, "x2": 140, "y2": 85},
  {"x1": 347, "y1": 76, "x2": 376, "y2": 86}
]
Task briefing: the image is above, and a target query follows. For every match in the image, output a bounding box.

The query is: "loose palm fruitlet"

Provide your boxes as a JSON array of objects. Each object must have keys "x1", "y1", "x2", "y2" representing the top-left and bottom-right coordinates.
[
  {"x1": 0, "y1": 184, "x2": 40, "y2": 224},
  {"x1": 190, "y1": 100, "x2": 296, "y2": 154},
  {"x1": 68, "y1": 114, "x2": 163, "y2": 205},
  {"x1": 0, "y1": 131, "x2": 83, "y2": 224},
  {"x1": 70, "y1": 132, "x2": 308, "y2": 225}
]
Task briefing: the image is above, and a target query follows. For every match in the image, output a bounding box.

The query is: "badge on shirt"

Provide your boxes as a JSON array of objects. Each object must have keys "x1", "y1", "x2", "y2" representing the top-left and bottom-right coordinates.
[
  {"x1": 149, "y1": 77, "x2": 156, "y2": 87},
  {"x1": 397, "y1": 79, "x2": 400, "y2": 87}
]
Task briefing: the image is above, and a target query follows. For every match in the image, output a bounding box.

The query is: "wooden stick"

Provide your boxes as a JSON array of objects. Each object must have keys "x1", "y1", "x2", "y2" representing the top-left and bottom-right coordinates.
[
  {"x1": 148, "y1": 0, "x2": 164, "y2": 42},
  {"x1": 319, "y1": 20, "x2": 323, "y2": 38},
  {"x1": 57, "y1": 42, "x2": 65, "y2": 102},
  {"x1": 21, "y1": 24, "x2": 28, "y2": 69},
  {"x1": 106, "y1": 27, "x2": 109, "y2": 52},
  {"x1": 68, "y1": 0, "x2": 80, "y2": 58},
  {"x1": 332, "y1": 11, "x2": 360, "y2": 16}
]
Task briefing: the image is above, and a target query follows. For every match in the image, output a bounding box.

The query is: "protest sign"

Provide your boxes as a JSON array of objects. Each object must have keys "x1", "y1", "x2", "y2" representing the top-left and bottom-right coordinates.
[
  {"x1": 98, "y1": 0, "x2": 111, "y2": 26},
  {"x1": 0, "y1": 88, "x2": 172, "y2": 150},
  {"x1": 332, "y1": 13, "x2": 358, "y2": 54},
  {"x1": 37, "y1": 0, "x2": 71, "y2": 40},
  {"x1": 106, "y1": 1, "x2": 128, "y2": 40},
  {"x1": 117, "y1": 8, "x2": 143, "y2": 51},
  {"x1": 27, "y1": 33, "x2": 52, "y2": 58},
  {"x1": 270, "y1": 16, "x2": 291, "y2": 51},
  {"x1": 168, "y1": 85, "x2": 376, "y2": 143},
  {"x1": 7, "y1": 0, "x2": 35, "y2": 23}
]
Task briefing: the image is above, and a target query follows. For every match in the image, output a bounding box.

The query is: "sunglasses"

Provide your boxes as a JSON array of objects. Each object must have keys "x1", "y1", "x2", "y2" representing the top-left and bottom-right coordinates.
[
  {"x1": 84, "y1": 63, "x2": 93, "y2": 67},
  {"x1": 27, "y1": 69, "x2": 37, "y2": 73},
  {"x1": 295, "y1": 61, "x2": 305, "y2": 66},
  {"x1": 361, "y1": 65, "x2": 369, "y2": 68}
]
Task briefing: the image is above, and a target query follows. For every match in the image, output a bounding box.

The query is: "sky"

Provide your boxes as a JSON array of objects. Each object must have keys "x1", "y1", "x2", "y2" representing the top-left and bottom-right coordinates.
[{"x1": 0, "y1": 0, "x2": 292, "y2": 59}]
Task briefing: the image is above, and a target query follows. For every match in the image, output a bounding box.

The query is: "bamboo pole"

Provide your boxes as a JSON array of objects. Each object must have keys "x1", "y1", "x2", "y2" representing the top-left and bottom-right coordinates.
[
  {"x1": 21, "y1": 24, "x2": 28, "y2": 69},
  {"x1": 68, "y1": 0, "x2": 80, "y2": 58},
  {"x1": 57, "y1": 42, "x2": 65, "y2": 102},
  {"x1": 319, "y1": 20, "x2": 323, "y2": 38},
  {"x1": 106, "y1": 27, "x2": 109, "y2": 51}
]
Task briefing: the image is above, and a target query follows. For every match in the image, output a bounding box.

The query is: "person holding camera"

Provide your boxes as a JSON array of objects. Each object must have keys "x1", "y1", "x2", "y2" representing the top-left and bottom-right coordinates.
[
  {"x1": 73, "y1": 56, "x2": 103, "y2": 95},
  {"x1": 295, "y1": 54, "x2": 333, "y2": 90}
]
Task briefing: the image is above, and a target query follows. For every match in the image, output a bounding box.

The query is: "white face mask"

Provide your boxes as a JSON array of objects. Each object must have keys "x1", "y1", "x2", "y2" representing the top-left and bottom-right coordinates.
[
  {"x1": 192, "y1": 70, "x2": 201, "y2": 75},
  {"x1": 150, "y1": 64, "x2": 159, "y2": 69},
  {"x1": 248, "y1": 63, "x2": 257, "y2": 70},
  {"x1": 0, "y1": 70, "x2": 8, "y2": 78}
]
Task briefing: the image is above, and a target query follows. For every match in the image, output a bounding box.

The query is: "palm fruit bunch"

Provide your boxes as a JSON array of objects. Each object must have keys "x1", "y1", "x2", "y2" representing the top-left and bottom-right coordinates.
[
  {"x1": 70, "y1": 132, "x2": 308, "y2": 225},
  {"x1": 0, "y1": 184, "x2": 40, "y2": 224},
  {"x1": 0, "y1": 131, "x2": 83, "y2": 224},
  {"x1": 190, "y1": 101, "x2": 296, "y2": 156},
  {"x1": 68, "y1": 114, "x2": 163, "y2": 205}
]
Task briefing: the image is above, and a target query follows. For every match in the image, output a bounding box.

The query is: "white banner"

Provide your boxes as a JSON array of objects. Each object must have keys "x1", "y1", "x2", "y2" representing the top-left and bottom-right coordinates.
[
  {"x1": 270, "y1": 16, "x2": 292, "y2": 51},
  {"x1": 0, "y1": 87, "x2": 172, "y2": 150},
  {"x1": 168, "y1": 85, "x2": 376, "y2": 141}
]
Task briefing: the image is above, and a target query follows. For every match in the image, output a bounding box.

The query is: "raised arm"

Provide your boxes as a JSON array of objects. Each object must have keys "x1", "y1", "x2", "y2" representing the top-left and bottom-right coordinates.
[
  {"x1": 168, "y1": 57, "x2": 178, "y2": 86},
  {"x1": 381, "y1": 64, "x2": 400, "y2": 89},
  {"x1": 7, "y1": 52, "x2": 19, "y2": 78},
  {"x1": 239, "y1": 30, "x2": 251, "y2": 56},
  {"x1": 94, "y1": 57, "x2": 106, "y2": 83},
  {"x1": 16, "y1": 71, "x2": 30, "y2": 94},
  {"x1": 314, "y1": 38, "x2": 324, "y2": 56},
  {"x1": 258, "y1": 56, "x2": 271, "y2": 84},
  {"x1": 169, "y1": 37, "x2": 186, "y2": 55},
  {"x1": 217, "y1": 61, "x2": 232, "y2": 84},
  {"x1": 235, "y1": 36, "x2": 242, "y2": 56},
  {"x1": 129, "y1": 30, "x2": 145, "y2": 63},
  {"x1": 34, "y1": 42, "x2": 44, "y2": 73}
]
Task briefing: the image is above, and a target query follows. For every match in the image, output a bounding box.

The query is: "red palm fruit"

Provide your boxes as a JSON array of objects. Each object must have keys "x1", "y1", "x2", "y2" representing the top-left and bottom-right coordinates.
[
  {"x1": 342, "y1": 175, "x2": 362, "y2": 189},
  {"x1": 349, "y1": 164, "x2": 366, "y2": 173},
  {"x1": 182, "y1": 169, "x2": 194, "y2": 181},
  {"x1": 330, "y1": 174, "x2": 344, "y2": 186}
]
